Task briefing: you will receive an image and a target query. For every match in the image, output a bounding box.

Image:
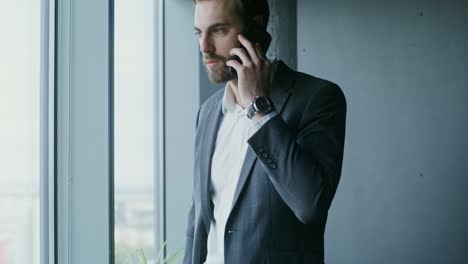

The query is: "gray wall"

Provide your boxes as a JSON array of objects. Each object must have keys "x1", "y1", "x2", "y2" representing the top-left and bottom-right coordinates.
[
  {"x1": 297, "y1": 0, "x2": 468, "y2": 263},
  {"x1": 267, "y1": 0, "x2": 297, "y2": 69}
]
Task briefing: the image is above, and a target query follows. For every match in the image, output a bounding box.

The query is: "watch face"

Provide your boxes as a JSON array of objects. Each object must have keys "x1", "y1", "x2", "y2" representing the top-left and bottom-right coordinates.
[{"x1": 254, "y1": 97, "x2": 271, "y2": 112}]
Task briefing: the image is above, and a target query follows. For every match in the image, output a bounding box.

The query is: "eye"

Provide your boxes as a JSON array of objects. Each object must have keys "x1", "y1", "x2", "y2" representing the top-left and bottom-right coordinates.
[
  {"x1": 194, "y1": 31, "x2": 201, "y2": 38},
  {"x1": 213, "y1": 27, "x2": 227, "y2": 34}
]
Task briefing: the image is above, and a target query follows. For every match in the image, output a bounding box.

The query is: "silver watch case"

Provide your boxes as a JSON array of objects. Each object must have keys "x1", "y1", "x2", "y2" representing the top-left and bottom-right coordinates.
[{"x1": 247, "y1": 96, "x2": 273, "y2": 119}]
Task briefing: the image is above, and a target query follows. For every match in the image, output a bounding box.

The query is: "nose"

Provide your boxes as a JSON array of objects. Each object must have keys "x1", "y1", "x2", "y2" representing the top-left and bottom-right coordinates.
[{"x1": 199, "y1": 33, "x2": 214, "y2": 53}]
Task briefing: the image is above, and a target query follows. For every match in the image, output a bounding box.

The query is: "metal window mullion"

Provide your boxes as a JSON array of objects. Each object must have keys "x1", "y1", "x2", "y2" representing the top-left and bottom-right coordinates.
[
  {"x1": 48, "y1": 0, "x2": 57, "y2": 260},
  {"x1": 154, "y1": 0, "x2": 166, "y2": 261},
  {"x1": 56, "y1": 0, "x2": 72, "y2": 263},
  {"x1": 40, "y1": 0, "x2": 56, "y2": 264},
  {"x1": 55, "y1": 0, "x2": 111, "y2": 263},
  {"x1": 108, "y1": 0, "x2": 115, "y2": 262}
]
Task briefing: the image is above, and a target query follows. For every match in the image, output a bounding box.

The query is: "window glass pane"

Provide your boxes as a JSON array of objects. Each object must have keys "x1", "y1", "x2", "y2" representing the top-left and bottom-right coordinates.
[
  {"x1": 114, "y1": 0, "x2": 156, "y2": 263},
  {"x1": 0, "y1": 1, "x2": 41, "y2": 264}
]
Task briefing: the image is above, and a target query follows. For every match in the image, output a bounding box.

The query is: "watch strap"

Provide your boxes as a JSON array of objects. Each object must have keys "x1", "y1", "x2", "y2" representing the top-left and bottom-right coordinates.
[{"x1": 247, "y1": 103, "x2": 256, "y2": 119}]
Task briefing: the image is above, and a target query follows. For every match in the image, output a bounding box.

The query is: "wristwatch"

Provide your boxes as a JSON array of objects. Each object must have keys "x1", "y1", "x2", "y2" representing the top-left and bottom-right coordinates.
[{"x1": 247, "y1": 96, "x2": 274, "y2": 119}]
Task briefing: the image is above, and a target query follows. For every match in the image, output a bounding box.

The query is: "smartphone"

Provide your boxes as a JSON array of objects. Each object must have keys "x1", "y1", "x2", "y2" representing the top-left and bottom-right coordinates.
[{"x1": 229, "y1": 22, "x2": 272, "y2": 78}]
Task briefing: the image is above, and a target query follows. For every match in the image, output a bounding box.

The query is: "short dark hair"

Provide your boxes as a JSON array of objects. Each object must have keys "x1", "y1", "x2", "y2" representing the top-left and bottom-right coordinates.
[{"x1": 193, "y1": 0, "x2": 269, "y2": 30}]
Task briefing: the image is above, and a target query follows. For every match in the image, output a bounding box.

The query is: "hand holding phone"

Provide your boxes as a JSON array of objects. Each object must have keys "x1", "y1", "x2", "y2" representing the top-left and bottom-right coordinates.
[
  {"x1": 228, "y1": 21, "x2": 271, "y2": 78},
  {"x1": 226, "y1": 30, "x2": 273, "y2": 109}
]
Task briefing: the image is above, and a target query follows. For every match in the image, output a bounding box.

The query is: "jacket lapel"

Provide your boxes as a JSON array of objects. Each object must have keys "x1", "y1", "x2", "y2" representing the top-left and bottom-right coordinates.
[
  {"x1": 200, "y1": 96, "x2": 223, "y2": 231},
  {"x1": 229, "y1": 61, "x2": 296, "y2": 215}
]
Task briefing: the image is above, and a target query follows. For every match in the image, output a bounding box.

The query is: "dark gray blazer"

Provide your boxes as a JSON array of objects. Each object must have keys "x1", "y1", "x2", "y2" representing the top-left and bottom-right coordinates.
[{"x1": 183, "y1": 61, "x2": 347, "y2": 264}]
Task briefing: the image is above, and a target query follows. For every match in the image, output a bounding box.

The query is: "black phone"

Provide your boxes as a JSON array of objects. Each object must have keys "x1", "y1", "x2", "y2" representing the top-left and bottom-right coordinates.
[{"x1": 229, "y1": 21, "x2": 271, "y2": 78}]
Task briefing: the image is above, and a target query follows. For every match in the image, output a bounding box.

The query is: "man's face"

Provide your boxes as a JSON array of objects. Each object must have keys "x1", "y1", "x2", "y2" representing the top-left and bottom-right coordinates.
[{"x1": 194, "y1": 0, "x2": 242, "y2": 83}]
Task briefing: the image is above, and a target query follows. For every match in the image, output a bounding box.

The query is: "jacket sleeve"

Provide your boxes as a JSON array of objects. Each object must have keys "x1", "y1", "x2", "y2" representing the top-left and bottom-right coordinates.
[
  {"x1": 247, "y1": 82, "x2": 347, "y2": 224},
  {"x1": 182, "y1": 199, "x2": 195, "y2": 264},
  {"x1": 183, "y1": 107, "x2": 202, "y2": 263}
]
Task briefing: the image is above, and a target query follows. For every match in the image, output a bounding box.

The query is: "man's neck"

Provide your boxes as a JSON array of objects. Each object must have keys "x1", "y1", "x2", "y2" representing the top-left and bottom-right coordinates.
[{"x1": 228, "y1": 79, "x2": 244, "y2": 109}]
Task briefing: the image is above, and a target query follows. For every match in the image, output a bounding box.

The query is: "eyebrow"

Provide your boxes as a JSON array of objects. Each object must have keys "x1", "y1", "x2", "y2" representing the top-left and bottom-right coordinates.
[{"x1": 194, "y1": 23, "x2": 231, "y2": 32}]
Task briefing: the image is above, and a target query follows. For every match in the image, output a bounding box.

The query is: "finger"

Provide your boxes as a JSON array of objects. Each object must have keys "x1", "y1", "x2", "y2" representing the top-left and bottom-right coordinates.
[
  {"x1": 238, "y1": 34, "x2": 261, "y2": 64},
  {"x1": 226, "y1": 59, "x2": 242, "y2": 72},
  {"x1": 255, "y1": 43, "x2": 266, "y2": 60},
  {"x1": 229, "y1": 47, "x2": 252, "y2": 66}
]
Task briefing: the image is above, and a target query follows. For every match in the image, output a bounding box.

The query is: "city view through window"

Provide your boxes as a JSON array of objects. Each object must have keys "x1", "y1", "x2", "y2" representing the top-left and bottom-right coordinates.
[
  {"x1": 114, "y1": 0, "x2": 157, "y2": 263},
  {"x1": 0, "y1": 1, "x2": 41, "y2": 263}
]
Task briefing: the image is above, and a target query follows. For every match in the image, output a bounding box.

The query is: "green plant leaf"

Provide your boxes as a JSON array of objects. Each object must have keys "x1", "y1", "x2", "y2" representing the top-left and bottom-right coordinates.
[
  {"x1": 123, "y1": 241, "x2": 183, "y2": 264},
  {"x1": 154, "y1": 241, "x2": 167, "y2": 264},
  {"x1": 163, "y1": 248, "x2": 184, "y2": 264},
  {"x1": 136, "y1": 248, "x2": 147, "y2": 264}
]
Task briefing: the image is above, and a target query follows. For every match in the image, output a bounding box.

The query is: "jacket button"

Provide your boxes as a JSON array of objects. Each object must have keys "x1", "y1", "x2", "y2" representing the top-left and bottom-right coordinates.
[
  {"x1": 261, "y1": 153, "x2": 268, "y2": 159},
  {"x1": 257, "y1": 147, "x2": 265, "y2": 153},
  {"x1": 266, "y1": 158, "x2": 272, "y2": 164},
  {"x1": 227, "y1": 229, "x2": 235, "y2": 234},
  {"x1": 270, "y1": 163, "x2": 277, "y2": 169}
]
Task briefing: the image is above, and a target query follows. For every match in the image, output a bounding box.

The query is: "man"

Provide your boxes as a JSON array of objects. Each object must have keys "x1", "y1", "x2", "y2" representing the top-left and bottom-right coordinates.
[{"x1": 184, "y1": 0, "x2": 347, "y2": 263}]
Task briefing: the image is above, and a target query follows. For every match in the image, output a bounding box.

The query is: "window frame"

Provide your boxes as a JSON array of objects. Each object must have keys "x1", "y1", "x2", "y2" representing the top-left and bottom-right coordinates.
[
  {"x1": 52, "y1": 0, "x2": 200, "y2": 262},
  {"x1": 40, "y1": 0, "x2": 56, "y2": 263},
  {"x1": 55, "y1": 0, "x2": 113, "y2": 263}
]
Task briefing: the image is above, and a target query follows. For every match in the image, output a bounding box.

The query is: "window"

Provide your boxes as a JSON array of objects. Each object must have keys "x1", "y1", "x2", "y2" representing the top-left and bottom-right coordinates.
[
  {"x1": 0, "y1": 1, "x2": 43, "y2": 263},
  {"x1": 114, "y1": 0, "x2": 159, "y2": 262}
]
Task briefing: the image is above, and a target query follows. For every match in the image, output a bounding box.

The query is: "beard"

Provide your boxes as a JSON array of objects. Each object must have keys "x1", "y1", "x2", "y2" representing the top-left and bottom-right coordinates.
[{"x1": 203, "y1": 53, "x2": 237, "y2": 83}]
